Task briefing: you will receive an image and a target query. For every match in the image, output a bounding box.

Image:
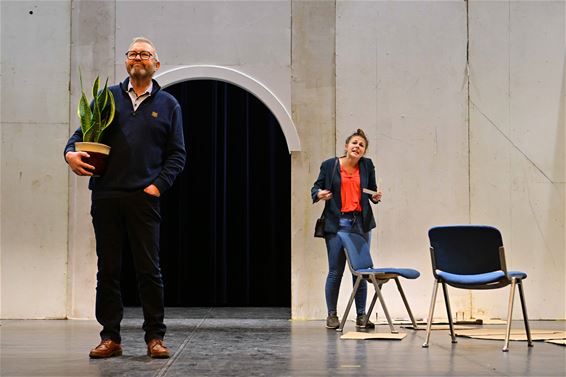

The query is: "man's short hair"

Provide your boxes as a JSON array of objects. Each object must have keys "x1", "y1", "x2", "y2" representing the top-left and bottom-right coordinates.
[{"x1": 129, "y1": 36, "x2": 159, "y2": 62}]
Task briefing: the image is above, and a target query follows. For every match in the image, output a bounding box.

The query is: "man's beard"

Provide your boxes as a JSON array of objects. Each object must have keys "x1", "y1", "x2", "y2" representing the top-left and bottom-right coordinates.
[{"x1": 129, "y1": 66, "x2": 153, "y2": 80}]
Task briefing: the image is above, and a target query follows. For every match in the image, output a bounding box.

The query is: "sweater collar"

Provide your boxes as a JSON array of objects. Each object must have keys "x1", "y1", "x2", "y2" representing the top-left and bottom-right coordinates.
[
  {"x1": 127, "y1": 80, "x2": 153, "y2": 97},
  {"x1": 120, "y1": 77, "x2": 161, "y2": 95}
]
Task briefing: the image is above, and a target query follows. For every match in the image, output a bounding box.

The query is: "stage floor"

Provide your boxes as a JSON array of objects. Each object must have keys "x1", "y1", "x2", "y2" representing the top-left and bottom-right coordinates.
[{"x1": 1, "y1": 307, "x2": 564, "y2": 376}]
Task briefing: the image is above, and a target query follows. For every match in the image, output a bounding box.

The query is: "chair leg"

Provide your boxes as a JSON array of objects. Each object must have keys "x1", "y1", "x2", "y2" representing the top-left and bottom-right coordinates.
[
  {"x1": 394, "y1": 277, "x2": 418, "y2": 330},
  {"x1": 337, "y1": 275, "x2": 362, "y2": 332},
  {"x1": 365, "y1": 285, "x2": 380, "y2": 325},
  {"x1": 422, "y1": 280, "x2": 439, "y2": 348},
  {"x1": 370, "y1": 275, "x2": 398, "y2": 333},
  {"x1": 517, "y1": 280, "x2": 533, "y2": 347},
  {"x1": 503, "y1": 278, "x2": 517, "y2": 352},
  {"x1": 364, "y1": 282, "x2": 387, "y2": 328},
  {"x1": 441, "y1": 282, "x2": 457, "y2": 343}
]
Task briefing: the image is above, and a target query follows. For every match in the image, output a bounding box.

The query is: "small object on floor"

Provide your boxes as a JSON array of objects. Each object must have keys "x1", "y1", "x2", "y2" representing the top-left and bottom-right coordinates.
[
  {"x1": 89, "y1": 339, "x2": 122, "y2": 359},
  {"x1": 147, "y1": 339, "x2": 170, "y2": 358},
  {"x1": 455, "y1": 329, "x2": 566, "y2": 341},
  {"x1": 341, "y1": 331, "x2": 407, "y2": 340},
  {"x1": 356, "y1": 314, "x2": 375, "y2": 329},
  {"x1": 545, "y1": 339, "x2": 566, "y2": 346},
  {"x1": 383, "y1": 319, "x2": 426, "y2": 326},
  {"x1": 480, "y1": 319, "x2": 507, "y2": 325},
  {"x1": 326, "y1": 314, "x2": 340, "y2": 329},
  {"x1": 455, "y1": 318, "x2": 483, "y2": 325},
  {"x1": 408, "y1": 324, "x2": 475, "y2": 331}
]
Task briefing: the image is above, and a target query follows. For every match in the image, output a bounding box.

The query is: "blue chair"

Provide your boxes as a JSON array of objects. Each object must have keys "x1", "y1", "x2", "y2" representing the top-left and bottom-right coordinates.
[
  {"x1": 336, "y1": 232, "x2": 420, "y2": 333},
  {"x1": 423, "y1": 225, "x2": 532, "y2": 352}
]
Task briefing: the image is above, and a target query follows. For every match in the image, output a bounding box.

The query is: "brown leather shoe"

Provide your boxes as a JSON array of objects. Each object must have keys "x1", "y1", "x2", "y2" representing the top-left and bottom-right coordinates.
[
  {"x1": 147, "y1": 339, "x2": 170, "y2": 358},
  {"x1": 89, "y1": 339, "x2": 122, "y2": 359}
]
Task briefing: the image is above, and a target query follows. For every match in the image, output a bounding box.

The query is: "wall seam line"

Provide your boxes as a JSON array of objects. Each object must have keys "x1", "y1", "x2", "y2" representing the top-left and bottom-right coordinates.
[
  {"x1": 466, "y1": 0, "x2": 471, "y2": 227},
  {"x1": 465, "y1": 0, "x2": 474, "y2": 320}
]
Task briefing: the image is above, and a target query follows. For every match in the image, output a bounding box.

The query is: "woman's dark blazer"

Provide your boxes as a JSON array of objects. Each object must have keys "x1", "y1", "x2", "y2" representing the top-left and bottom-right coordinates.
[{"x1": 311, "y1": 157, "x2": 379, "y2": 234}]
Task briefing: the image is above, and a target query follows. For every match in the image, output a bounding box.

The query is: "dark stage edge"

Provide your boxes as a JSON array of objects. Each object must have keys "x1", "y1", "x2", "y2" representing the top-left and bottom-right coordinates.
[{"x1": 1, "y1": 307, "x2": 565, "y2": 377}]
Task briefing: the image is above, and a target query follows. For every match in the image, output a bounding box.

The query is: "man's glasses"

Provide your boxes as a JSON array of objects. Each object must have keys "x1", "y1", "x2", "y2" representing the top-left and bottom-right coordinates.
[{"x1": 125, "y1": 51, "x2": 153, "y2": 60}]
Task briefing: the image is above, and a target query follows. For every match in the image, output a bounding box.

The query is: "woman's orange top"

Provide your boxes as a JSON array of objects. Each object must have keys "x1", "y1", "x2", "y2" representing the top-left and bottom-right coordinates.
[{"x1": 340, "y1": 163, "x2": 362, "y2": 213}]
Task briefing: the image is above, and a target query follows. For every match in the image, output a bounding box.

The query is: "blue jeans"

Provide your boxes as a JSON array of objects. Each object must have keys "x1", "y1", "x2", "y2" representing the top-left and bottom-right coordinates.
[{"x1": 324, "y1": 213, "x2": 371, "y2": 316}]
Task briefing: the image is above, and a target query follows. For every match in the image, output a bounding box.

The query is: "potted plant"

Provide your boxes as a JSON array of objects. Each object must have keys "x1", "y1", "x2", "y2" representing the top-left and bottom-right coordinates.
[{"x1": 75, "y1": 71, "x2": 116, "y2": 177}]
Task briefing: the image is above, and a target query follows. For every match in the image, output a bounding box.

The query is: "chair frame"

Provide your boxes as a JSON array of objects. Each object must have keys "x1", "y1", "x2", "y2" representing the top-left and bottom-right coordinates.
[
  {"x1": 337, "y1": 245, "x2": 419, "y2": 333},
  {"x1": 422, "y1": 244, "x2": 533, "y2": 352}
]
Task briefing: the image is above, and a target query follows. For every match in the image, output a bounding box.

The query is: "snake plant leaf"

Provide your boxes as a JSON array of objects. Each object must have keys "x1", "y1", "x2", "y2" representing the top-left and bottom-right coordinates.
[
  {"x1": 77, "y1": 69, "x2": 94, "y2": 142},
  {"x1": 101, "y1": 90, "x2": 115, "y2": 132},
  {"x1": 101, "y1": 78, "x2": 109, "y2": 109},
  {"x1": 91, "y1": 95, "x2": 102, "y2": 143},
  {"x1": 107, "y1": 90, "x2": 115, "y2": 126},
  {"x1": 79, "y1": 67, "x2": 85, "y2": 94},
  {"x1": 83, "y1": 124, "x2": 94, "y2": 143},
  {"x1": 92, "y1": 76, "x2": 100, "y2": 100},
  {"x1": 95, "y1": 84, "x2": 115, "y2": 142},
  {"x1": 78, "y1": 92, "x2": 91, "y2": 133},
  {"x1": 95, "y1": 79, "x2": 108, "y2": 114}
]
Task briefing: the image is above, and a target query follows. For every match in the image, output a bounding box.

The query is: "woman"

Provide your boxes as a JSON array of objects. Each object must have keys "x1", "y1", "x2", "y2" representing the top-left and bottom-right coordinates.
[{"x1": 311, "y1": 129, "x2": 383, "y2": 329}]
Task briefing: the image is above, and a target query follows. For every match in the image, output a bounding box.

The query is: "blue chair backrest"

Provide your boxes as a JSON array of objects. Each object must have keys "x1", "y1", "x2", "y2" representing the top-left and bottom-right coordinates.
[
  {"x1": 337, "y1": 232, "x2": 373, "y2": 270},
  {"x1": 428, "y1": 225, "x2": 503, "y2": 275}
]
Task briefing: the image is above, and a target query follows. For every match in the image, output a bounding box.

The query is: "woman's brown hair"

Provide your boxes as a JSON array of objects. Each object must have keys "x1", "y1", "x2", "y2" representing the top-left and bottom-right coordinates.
[{"x1": 345, "y1": 129, "x2": 369, "y2": 150}]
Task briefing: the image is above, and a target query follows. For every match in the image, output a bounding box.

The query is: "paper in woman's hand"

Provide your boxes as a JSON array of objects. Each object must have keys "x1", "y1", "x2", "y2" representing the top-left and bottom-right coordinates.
[{"x1": 363, "y1": 179, "x2": 382, "y2": 195}]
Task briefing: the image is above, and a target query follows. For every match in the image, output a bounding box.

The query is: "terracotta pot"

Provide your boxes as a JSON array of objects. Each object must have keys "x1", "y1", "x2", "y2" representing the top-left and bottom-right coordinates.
[{"x1": 75, "y1": 142, "x2": 111, "y2": 177}]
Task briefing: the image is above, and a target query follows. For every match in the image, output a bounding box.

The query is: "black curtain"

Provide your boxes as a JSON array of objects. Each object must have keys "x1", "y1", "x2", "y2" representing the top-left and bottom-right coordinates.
[{"x1": 121, "y1": 80, "x2": 291, "y2": 307}]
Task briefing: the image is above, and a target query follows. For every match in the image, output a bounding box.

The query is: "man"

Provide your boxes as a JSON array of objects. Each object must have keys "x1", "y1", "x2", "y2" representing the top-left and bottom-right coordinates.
[{"x1": 64, "y1": 37, "x2": 186, "y2": 359}]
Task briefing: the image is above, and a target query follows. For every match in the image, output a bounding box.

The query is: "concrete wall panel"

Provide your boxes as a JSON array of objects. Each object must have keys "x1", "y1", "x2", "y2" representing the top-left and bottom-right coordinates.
[
  {"x1": 1, "y1": 2, "x2": 70, "y2": 124},
  {"x1": 336, "y1": 1, "x2": 469, "y2": 319},
  {"x1": 1, "y1": 123, "x2": 69, "y2": 318},
  {"x1": 469, "y1": 0, "x2": 565, "y2": 319},
  {"x1": 291, "y1": 1, "x2": 336, "y2": 320},
  {"x1": 1, "y1": 1, "x2": 70, "y2": 318},
  {"x1": 509, "y1": 1, "x2": 564, "y2": 183}
]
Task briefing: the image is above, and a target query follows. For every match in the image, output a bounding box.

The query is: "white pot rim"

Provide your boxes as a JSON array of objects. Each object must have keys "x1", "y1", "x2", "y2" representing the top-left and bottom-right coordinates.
[{"x1": 75, "y1": 142, "x2": 111, "y2": 155}]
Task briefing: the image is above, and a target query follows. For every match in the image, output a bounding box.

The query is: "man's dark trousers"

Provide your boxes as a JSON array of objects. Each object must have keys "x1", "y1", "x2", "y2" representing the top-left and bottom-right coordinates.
[{"x1": 91, "y1": 190, "x2": 166, "y2": 344}]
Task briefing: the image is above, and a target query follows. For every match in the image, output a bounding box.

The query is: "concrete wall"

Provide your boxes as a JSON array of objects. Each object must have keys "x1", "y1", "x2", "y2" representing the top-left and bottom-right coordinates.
[
  {"x1": 1, "y1": 0, "x2": 564, "y2": 321},
  {"x1": 334, "y1": 0, "x2": 470, "y2": 320},
  {"x1": 291, "y1": 1, "x2": 337, "y2": 319},
  {"x1": 468, "y1": 0, "x2": 565, "y2": 319},
  {"x1": 1, "y1": 1, "x2": 70, "y2": 318}
]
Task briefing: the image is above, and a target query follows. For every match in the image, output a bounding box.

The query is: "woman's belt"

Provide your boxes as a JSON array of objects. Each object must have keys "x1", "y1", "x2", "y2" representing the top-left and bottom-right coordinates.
[{"x1": 340, "y1": 211, "x2": 361, "y2": 216}]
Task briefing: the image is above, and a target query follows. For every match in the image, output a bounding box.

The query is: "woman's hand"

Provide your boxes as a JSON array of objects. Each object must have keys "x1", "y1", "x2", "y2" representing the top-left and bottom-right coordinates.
[
  {"x1": 372, "y1": 191, "x2": 383, "y2": 202},
  {"x1": 317, "y1": 189, "x2": 333, "y2": 201}
]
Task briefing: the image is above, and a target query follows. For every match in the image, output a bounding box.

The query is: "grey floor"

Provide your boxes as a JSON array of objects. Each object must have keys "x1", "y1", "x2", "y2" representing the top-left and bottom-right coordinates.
[{"x1": 1, "y1": 307, "x2": 565, "y2": 377}]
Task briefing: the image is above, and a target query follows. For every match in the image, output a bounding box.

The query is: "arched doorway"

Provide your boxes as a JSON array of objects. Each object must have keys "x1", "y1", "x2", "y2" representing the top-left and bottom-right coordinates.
[{"x1": 121, "y1": 79, "x2": 291, "y2": 307}]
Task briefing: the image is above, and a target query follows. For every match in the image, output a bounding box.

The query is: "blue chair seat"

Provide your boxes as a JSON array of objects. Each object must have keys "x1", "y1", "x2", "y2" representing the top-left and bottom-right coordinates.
[
  {"x1": 508, "y1": 271, "x2": 528, "y2": 279},
  {"x1": 436, "y1": 270, "x2": 505, "y2": 285},
  {"x1": 358, "y1": 268, "x2": 420, "y2": 279},
  {"x1": 436, "y1": 270, "x2": 527, "y2": 285}
]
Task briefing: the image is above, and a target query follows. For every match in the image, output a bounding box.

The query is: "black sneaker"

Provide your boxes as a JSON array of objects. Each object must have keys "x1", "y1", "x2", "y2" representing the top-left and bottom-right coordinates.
[
  {"x1": 356, "y1": 314, "x2": 375, "y2": 329},
  {"x1": 326, "y1": 314, "x2": 340, "y2": 329}
]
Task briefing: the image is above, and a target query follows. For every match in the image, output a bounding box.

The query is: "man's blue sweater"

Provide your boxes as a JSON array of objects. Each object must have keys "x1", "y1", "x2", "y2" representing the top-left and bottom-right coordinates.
[{"x1": 65, "y1": 78, "x2": 186, "y2": 198}]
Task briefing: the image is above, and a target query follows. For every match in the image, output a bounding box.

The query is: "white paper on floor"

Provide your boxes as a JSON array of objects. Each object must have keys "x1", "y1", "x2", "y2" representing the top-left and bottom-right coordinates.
[
  {"x1": 545, "y1": 339, "x2": 566, "y2": 346},
  {"x1": 455, "y1": 329, "x2": 566, "y2": 341},
  {"x1": 340, "y1": 331, "x2": 407, "y2": 340}
]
